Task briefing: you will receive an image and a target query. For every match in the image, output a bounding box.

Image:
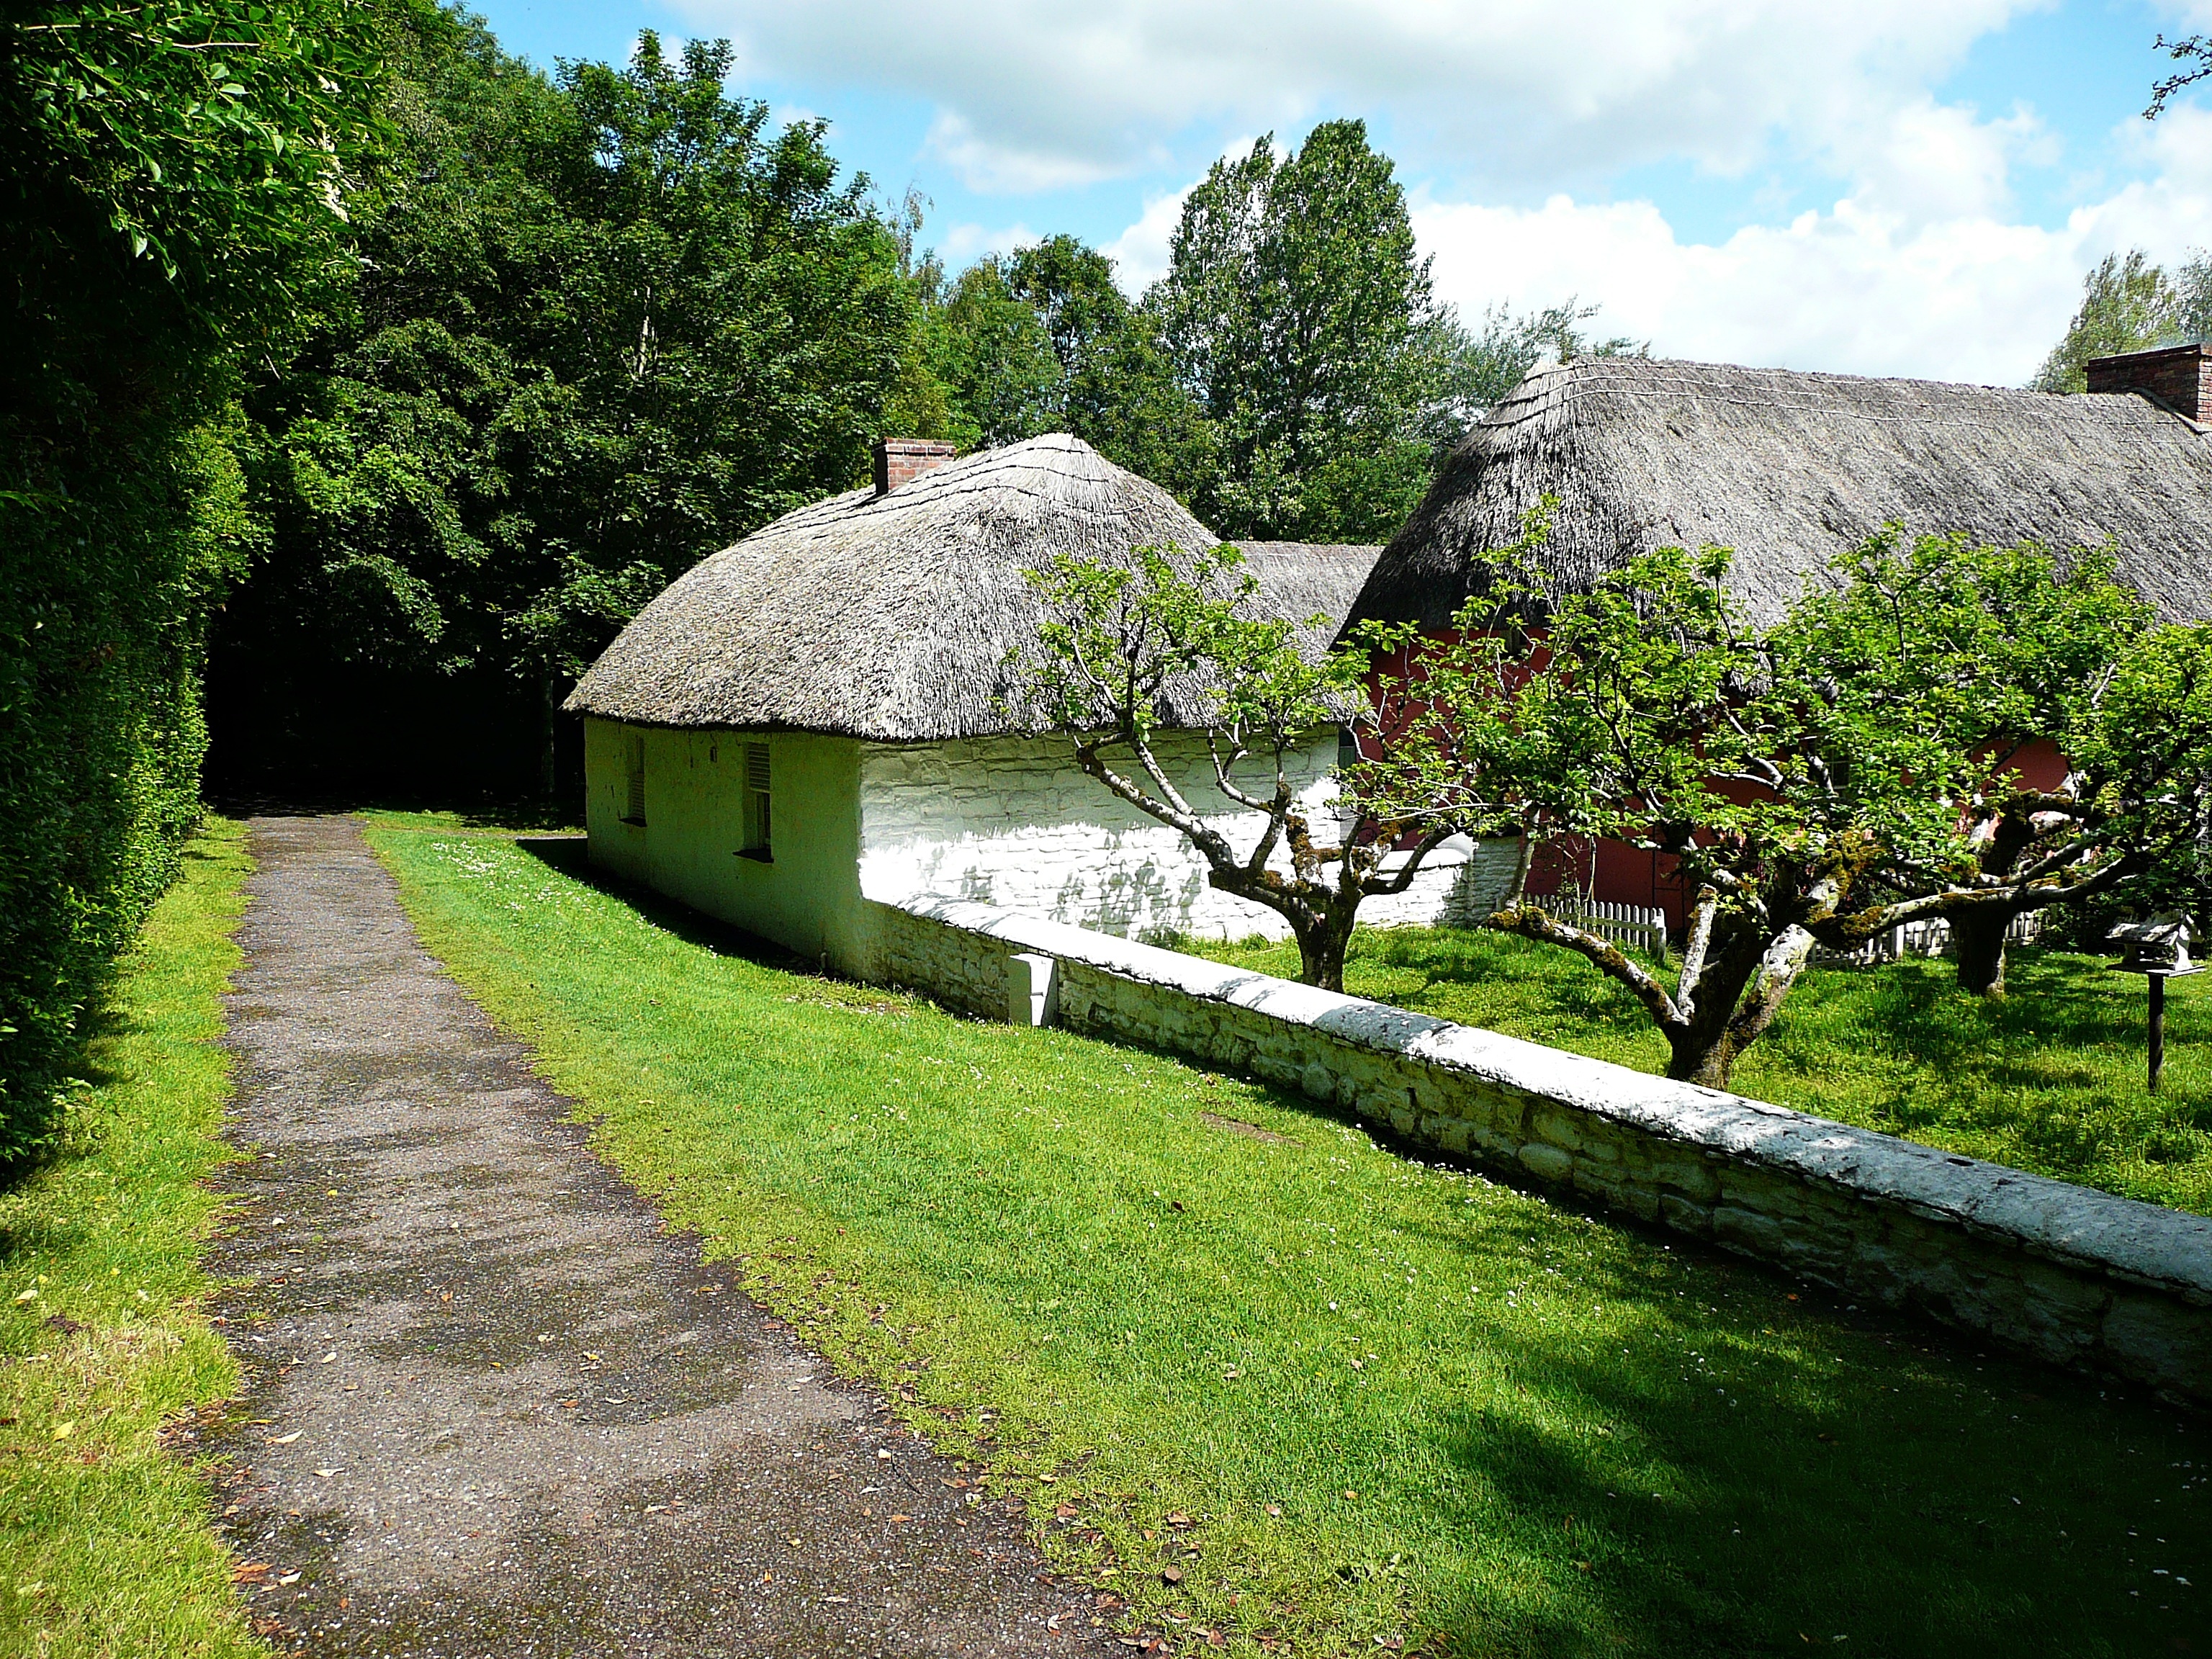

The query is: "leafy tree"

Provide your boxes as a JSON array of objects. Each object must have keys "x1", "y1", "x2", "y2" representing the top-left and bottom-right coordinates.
[
  {"x1": 225, "y1": 19, "x2": 917, "y2": 795},
  {"x1": 1017, "y1": 547, "x2": 1475, "y2": 990},
  {"x1": 0, "y1": 0, "x2": 384, "y2": 1158},
  {"x1": 1149, "y1": 120, "x2": 1456, "y2": 542},
  {"x1": 1361, "y1": 526, "x2": 2212, "y2": 1088},
  {"x1": 2031, "y1": 251, "x2": 2182, "y2": 392},
  {"x1": 1006, "y1": 235, "x2": 1215, "y2": 501},
  {"x1": 912, "y1": 254, "x2": 1062, "y2": 448}
]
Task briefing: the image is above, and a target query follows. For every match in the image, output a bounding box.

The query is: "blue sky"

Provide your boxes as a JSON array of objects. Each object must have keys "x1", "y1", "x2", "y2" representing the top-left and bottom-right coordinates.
[{"x1": 469, "y1": 0, "x2": 2212, "y2": 385}]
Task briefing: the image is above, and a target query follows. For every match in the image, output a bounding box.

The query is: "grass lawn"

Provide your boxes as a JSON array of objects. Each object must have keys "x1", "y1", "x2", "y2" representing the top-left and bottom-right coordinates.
[
  {"x1": 0, "y1": 819, "x2": 264, "y2": 1659},
  {"x1": 1171, "y1": 928, "x2": 2212, "y2": 1218},
  {"x1": 367, "y1": 816, "x2": 2208, "y2": 1659}
]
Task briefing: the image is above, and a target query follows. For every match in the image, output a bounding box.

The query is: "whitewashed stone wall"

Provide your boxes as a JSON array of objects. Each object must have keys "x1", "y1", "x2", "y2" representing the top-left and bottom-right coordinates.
[
  {"x1": 872, "y1": 894, "x2": 2212, "y2": 1406},
  {"x1": 856, "y1": 732, "x2": 1488, "y2": 940}
]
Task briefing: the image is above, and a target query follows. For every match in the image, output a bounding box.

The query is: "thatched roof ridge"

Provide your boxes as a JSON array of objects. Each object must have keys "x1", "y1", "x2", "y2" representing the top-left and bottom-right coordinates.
[
  {"x1": 567, "y1": 435, "x2": 1372, "y2": 739},
  {"x1": 1348, "y1": 356, "x2": 2212, "y2": 634}
]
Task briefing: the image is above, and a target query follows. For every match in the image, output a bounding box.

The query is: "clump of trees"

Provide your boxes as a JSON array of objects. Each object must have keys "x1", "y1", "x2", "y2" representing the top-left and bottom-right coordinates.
[
  {"x1": 2031, "y1": 250, "x2": 2212, "y2": 392},
  {"x1": 1027, "y1": 525, "x2": 2212, "y2": 1091}
]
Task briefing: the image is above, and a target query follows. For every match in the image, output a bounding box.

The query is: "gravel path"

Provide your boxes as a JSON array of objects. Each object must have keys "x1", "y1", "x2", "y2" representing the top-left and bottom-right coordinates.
[{"x1": 204, "y1": 815, "x2": 1099, "y2": 1658}]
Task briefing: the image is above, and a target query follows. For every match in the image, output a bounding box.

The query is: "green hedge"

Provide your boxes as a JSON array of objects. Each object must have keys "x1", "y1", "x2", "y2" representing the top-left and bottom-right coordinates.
[{"x1": 0, "y1": 0, "x2": 385, "y2": 1161}]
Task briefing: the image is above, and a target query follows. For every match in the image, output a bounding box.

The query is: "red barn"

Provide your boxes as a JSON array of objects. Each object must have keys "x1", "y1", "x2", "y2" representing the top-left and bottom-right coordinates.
[{"x1": 1341, "y1": 346, "x2": 2212, "y2": 934}]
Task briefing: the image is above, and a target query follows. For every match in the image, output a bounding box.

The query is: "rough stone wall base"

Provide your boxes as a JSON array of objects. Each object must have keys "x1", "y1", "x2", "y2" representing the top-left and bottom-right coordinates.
[{"x1": 872, "y1": 894, "x2": 2212, "y2": 1406}]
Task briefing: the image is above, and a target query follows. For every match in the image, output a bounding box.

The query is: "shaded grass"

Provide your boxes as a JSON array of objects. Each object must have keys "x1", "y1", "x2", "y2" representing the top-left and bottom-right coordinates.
[
  {"x1": 0, "y1": 819, "x2": 263, "y2": 1658},
  {"x1": 1170, "y1": 927, "x2": 2212, "y2": 1217},
  {"x1": 367, "y1": 821, "x2": 2211, "y2": 1658}
]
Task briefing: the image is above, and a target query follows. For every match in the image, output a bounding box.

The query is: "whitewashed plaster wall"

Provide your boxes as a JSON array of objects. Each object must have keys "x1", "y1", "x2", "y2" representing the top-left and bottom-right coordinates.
[{"x1": 855, "y1": 732, "x2": 1496, "y2": 941}]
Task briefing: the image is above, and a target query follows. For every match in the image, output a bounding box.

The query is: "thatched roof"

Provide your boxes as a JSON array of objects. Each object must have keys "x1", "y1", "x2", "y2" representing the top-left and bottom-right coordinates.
[
  {"x1": 1347, "y1": 356, "x2": 2212, "y2": 634},
  {"x1": 567, "y1": 436, "x2": 1376, "y2": 740},
  {"x1": 1233, "y1": 541, "x2": 1382, "y2": 660}
]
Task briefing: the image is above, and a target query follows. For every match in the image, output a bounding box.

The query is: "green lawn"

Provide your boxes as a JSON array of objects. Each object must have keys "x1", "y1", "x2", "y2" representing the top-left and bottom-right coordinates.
[
  {"x1": 368, "y1": 817, "x2": 2208, "y2": 1659},
  {"x1": 1172, "y1": 927, "x2": 2212, "y2": 1217},
  {"x1": 0, "y1": 819, "x2": 265, "y2": 1659}
]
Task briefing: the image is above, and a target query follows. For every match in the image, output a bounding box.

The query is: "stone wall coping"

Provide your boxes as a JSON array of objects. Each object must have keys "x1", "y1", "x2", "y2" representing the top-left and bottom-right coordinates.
[{"x1": 899, "y1": 893, "x2": 2212, "y2": 1303}]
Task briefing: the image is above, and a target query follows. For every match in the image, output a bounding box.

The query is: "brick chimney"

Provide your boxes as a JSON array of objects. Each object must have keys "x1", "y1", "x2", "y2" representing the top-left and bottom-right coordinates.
[
  {"x1": 873, "y1": 437, "x2": 958, "y2": 495},
  {"x1": 2083, "y1": 342, "x2": 2212, "y2": 421}
]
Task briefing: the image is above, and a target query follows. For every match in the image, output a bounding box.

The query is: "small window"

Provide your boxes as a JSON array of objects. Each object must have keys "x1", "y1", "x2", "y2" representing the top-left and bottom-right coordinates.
[
  {"x1": 739, "y1": 741, "x2": 772, "y2": 860},
  {"x1": 622, "y1": 731, "x2": 647, "y2": 825}
]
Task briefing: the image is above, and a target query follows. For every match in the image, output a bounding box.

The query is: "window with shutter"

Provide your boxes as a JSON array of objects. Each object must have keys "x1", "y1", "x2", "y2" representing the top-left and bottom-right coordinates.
[
  {"x1": 622, "y1": 732, "x2": 647, "y2": 825},
  {"x1": 739, "y1": 742, "x2": 772, "y2": 860}
]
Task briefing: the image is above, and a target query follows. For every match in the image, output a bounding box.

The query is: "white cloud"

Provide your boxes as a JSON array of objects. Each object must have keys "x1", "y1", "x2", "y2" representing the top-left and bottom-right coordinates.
[
  {"x1": 675, "y1": 0, "x2": 2046, "y2": 192},
  {"x1": 1408, "y1": 102, "x2": 2212, "y2": 387},
  {"x1": 1101, "y1": 184, "x2": 1193, "y2": 290},
  {"x1": 937, "y1": 220, "x2": 1040, "y2": 265}
]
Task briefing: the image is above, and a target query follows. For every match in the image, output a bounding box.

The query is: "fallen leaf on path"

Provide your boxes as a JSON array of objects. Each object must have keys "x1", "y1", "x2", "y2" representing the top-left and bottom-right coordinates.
[
  {"x1": 276, "y1": 1572, "x2": 301, "y2": 1586},
  {"x1": 888, "y1": 1514, "x2": 912, "y2": 1523},
  {"x1": 266, "y1": 1431, "x2": 302, "y2": 1444},
  {"x1": 231, "y1": 1562, "x2": 272, "y2": 1585},
  {"x1": 314, "y1": 1468, "x2": 342, "y2": 1478}
]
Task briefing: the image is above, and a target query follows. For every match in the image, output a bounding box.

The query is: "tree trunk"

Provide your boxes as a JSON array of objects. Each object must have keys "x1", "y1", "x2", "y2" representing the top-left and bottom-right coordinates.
[
  {"x1": 1292, "y1": 909, "x2": 1357, "y2": 994},
  {"x1": 1665, "y1": 1032, "x2": 1738, "y2": 1090},
  {"x1": 1659, "y1": 926, "x2": 1770, "y2": 1091},
  {"x1": 539, "y1": 673, "x2": 559, "y2": 807},
  {"x1": 1953, "y1": 909, "x2": 2010, "y2": 999}
]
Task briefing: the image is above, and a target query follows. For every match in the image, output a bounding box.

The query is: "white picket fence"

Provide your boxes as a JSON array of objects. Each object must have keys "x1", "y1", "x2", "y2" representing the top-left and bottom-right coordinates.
[
  {"x1": 1551, "y1": 898, "x2": 1671, "y2": 963},
  {"x1": 1811, "y1": 910, "x2": 2042, "y2": 968}
]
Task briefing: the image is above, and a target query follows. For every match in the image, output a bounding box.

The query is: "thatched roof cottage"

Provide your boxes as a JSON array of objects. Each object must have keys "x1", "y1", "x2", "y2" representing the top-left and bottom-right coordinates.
[
  {"x1": 1345, "y1": 346, "x2": 2212, "y2": 921},
  {"x1": 1350, "y1": 348, "x2": 2212, "y2": 634},
  {"x1": 567, "y1": 434, "x2": 1478, "y2": 976}
]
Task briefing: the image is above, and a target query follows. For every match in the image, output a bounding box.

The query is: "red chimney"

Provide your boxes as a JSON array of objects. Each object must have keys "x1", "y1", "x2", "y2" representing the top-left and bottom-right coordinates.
[
  {"x1": 2084, "y1": 343, "x2": 2212, "y2": 421},
  {"x1": 873, "y1": 438, "x2": 958, "y2": 495}
]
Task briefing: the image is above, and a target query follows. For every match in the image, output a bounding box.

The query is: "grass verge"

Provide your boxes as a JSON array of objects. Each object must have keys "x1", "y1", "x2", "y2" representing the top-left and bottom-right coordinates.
[
  {"x1": 0, "y1": 818, "x2": 263, "y2": 1658},
  {"x1": 1174, "y1": 927, "x2": 2212, "y2": 1217},
  {"x1": 368, "y1": 819, "x2": 2209, "y2": 1659}
]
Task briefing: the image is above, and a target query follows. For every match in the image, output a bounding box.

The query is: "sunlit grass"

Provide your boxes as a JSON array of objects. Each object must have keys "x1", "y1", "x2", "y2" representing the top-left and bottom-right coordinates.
[
  {"x1": 0, "y1": 819, "x2": 264, "y2": 1658},
  {"x1": 1176, "y1": 927, "x2": 2212, "y2": 1216},
  {"x1": 367, "y1": 818, "x2": 2208, "y2": 1658}
]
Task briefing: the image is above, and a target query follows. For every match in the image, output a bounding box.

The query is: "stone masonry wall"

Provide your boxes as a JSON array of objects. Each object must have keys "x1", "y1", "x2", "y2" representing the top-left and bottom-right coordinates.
[{"x1": 871, "y1": 894, "x2": 2212, "y2": 1406}]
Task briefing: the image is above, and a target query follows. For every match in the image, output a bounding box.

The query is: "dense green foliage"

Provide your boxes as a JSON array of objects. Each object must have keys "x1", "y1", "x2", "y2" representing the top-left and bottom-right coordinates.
[
  {"x1": 371, "y1": 819, "x2": 2210, "y2": 1658},
  {"x1": 1190, "y1": 924, "x2": 2212, "y2": 1217},
  {"x1": 2029, "y1": 246, "x2": 2212, "y2": 392},
  {"x1": 217, "y1": 13, "x2": 917, "y2": 795},
  {"x1": 0, "y1": 0, "x2": 382, "y2": 1159},
  {"x1": 1, "y1": 820, "x2": 263, "y2": 1654}
]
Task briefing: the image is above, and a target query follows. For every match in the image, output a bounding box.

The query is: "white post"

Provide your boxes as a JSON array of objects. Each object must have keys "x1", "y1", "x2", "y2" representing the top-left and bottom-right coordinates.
[{"x1": 1008, "y1": 953, "x2": 1060, "y2": 1028}]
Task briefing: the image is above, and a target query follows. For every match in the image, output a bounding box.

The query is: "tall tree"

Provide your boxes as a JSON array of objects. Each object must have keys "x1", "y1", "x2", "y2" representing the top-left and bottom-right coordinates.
[
  {"x1": 0, "y1": 0, "x2": 384, "y2": 1159},
  {"x1": 2031, "y1": 251, "x2": 2182, "y2": 392},
  {"x1": 1149, "y1": 120, "x2": 1453, "y2": 543},
  {"x1": 222, "y1": 19, "x2": 917, "y2": 796}
]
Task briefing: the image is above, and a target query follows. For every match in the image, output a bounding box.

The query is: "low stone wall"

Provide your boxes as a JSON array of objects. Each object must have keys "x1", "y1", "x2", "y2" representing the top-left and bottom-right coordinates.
[{"x1": 872, "y1": 894, "x2": 2212, "y2": 1406}]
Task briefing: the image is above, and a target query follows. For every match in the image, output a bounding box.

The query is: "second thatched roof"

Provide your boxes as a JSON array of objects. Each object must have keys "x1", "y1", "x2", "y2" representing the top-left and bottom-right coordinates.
[
  {"x1": 565, "y1": 433, "x2": 1381, "y2": 741},
  {"x1": 1346, "y1": 356, "x2": 2212, "y2": 634}
]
